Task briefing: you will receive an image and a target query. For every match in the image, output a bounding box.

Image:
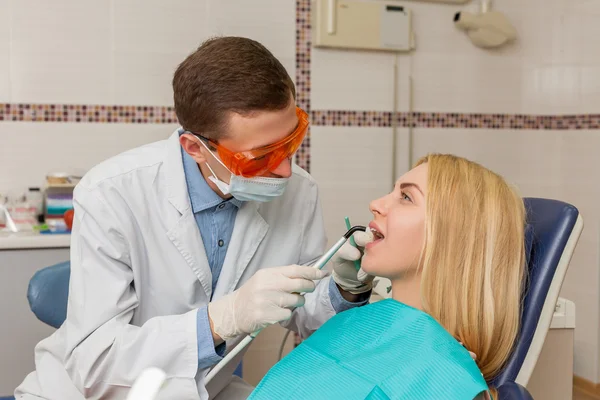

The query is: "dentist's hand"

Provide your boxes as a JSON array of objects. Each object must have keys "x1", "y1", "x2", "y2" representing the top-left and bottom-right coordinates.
[
  {"x1": 332, "y1": 231, "x2": 375, "y2": 295},
  {"x1": 208, "y1": 265, "x2": 328, "y2": 342}
]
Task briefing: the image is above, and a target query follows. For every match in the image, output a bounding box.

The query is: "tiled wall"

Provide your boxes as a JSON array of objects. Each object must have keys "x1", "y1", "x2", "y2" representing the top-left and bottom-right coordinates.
[
  {"x1": 0, "y1": 0, "x2": 296, "y2": 195},
  {"x1": 307, "y1": 0, "x2": 600, "y2": 383},
  {"x1": 1, "y1": 0, "x2": 600, "y2": 384}
]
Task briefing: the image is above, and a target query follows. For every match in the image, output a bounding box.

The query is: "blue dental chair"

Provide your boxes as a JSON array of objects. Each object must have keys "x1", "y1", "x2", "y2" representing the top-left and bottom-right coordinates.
[
  {"x1": 492, "y1": 197, "x2": 582, "y2": 399},
  {"x1": 23, "y1": 198, "x2": 583, "y2": 400},
  {"x1": 27, "y1": 260, "x2": 70, "y2": 329}
]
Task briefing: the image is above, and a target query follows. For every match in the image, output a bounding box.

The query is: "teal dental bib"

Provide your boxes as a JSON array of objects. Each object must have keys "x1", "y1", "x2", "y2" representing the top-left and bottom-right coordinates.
[{"x1": 249, "y1": 299, "x2": 489, "y2": 400}]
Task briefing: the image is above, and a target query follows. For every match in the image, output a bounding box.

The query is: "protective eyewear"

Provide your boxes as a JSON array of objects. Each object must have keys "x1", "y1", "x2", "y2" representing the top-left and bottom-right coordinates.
[{"x1": 192, "y1": 107, "x2": 309, "y2": 177}]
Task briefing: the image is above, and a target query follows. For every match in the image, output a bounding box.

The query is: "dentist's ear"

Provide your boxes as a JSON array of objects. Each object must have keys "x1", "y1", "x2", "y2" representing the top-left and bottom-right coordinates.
[{"x1": 180, "y1": 133, "x2": 209, "y2": 164}]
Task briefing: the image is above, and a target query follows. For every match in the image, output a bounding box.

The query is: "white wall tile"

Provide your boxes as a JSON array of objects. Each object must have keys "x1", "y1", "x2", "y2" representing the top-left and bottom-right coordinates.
[
  {"x1": 0, "y1": 122, "x2": 178, "y2": 195},
  {"x1": 113, "y1": 0, "x2": 209, "y2": 54},
  {"x1": 0, "y1": 51, "x2": 9, "y2": 103},
  {"x1": 556, "y1": 131, "x2": 600, "y2": 185},
  {"x1": 580, "y1": 66, "x2": 600, "y2": 113},
  {"x1": 111, "y1": 1, "x2": 212, "y2": 106},
  {"x1": 522, "y1": 63, "x2": 582, "y2": 115},
  {"x1": 0, "y1": 0, "x2": 9, "y2": 102},
  {"x1": 411, "y1": 128, "x2": 563, "y2": 186},
  {"x1": 113, "y1": 51, "x2": 182, "y2": 106},
  {"x1": 580, "y1": 15, "x2": 600, "y2": 64},
  {"x1": 310, "y1": 126, "x2": 396, "y2": 244},
  {"x1": 10, "y1": 50, "x2": 113, "y2": 104},
  {"x1": 412, "y1": 54, "x2": 523, "y2": 114},
  {"x1": 0, "y1": 0, "x2": 8, "y2": 50},
  {"x1": 572, "y1": 0, "x2": 600, "y2": 16},
  {"x1": 206, "y1": 0, "x2": 295, "y2": 76},
  {"x1": 11, "y1": 0, "x2": 111, "y2": 54},
  {"x1": 519, "y1": 8, "x2": 579, "y2": 66},
  {"x1": 311, "y1": 48, "x2": 401, "y2": 111},
  {"x1": 10, "y1": 0, "x2": 112, "y2": 104},
  {"x1": 394, "y1": 128, "x2": 412, "y2": 180}
]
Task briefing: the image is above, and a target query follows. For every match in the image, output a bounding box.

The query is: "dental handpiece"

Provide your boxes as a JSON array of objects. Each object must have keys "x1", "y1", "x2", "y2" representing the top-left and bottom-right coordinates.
[
  {"x1": 311, "y1": 225, "x2": 367, "y2": 271},
  {"x1": 204, "y1": 225, "x2": 367, "y2": 385}
]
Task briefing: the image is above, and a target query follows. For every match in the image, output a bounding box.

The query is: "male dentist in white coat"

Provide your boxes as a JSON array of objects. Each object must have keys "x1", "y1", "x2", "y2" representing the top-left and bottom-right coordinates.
[{"x1": 16, "y1": 37, "x2": 373, "y2": 400}]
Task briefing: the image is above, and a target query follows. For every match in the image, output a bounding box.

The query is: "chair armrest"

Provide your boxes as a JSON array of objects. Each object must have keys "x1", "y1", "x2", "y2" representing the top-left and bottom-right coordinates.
[{"x1": 496, "y1": 381, "x2": 533, "y2": 400}]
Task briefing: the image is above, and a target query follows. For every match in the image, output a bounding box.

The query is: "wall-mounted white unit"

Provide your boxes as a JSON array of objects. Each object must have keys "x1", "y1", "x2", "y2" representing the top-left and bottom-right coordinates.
[
  {"x1": 404, "y1": 0, "x2": 470, "y2": 3},
  {"x1": 313, "y1": 0, "x2": 415, "y2": 52}
]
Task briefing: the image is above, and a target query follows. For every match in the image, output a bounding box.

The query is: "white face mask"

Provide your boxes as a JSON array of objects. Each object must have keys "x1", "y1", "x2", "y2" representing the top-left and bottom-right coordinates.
[{"x1": 198, "y1": 140, "x2": 289, "y2": 203}]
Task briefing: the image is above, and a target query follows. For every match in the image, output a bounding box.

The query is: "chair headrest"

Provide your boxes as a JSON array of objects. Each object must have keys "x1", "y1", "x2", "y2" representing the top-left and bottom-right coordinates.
[
  {"x1": 492, "y1": 198, "x2": 580, "y2": 385},
  {"x1": 27, "y1": 261, "x2": 71, "y2": 329}
]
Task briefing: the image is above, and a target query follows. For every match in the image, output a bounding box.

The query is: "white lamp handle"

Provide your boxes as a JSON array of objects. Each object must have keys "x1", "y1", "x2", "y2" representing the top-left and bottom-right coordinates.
[{"x1": 126, "y1": 368, "x2": 167, "y2": 400}]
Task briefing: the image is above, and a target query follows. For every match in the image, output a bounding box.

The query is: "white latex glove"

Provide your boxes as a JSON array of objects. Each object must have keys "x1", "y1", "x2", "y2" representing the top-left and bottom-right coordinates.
[
  {"x1": 331, "y1": 230, "x2": 375, "y2": 295},
  {"x1": 208, "y1": 265, "x2": 328, "y2": 341}
]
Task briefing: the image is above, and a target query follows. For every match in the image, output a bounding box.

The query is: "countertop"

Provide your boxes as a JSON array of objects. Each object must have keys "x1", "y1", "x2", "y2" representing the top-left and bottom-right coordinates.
[{"x1": 0, "y1": 231, "x2": 70, "y2": 250}]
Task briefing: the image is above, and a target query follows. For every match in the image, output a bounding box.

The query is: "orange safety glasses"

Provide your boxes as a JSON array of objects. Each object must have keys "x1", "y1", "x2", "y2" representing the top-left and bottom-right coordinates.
[{"x1": 193, "y1": 107, "x2": 309, "y2": 178}]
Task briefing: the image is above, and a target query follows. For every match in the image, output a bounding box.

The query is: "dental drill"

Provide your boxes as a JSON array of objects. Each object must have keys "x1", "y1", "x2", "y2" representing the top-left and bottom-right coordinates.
[{"x1": 204, "y1": 225, "x2": 367, "y2": 384}]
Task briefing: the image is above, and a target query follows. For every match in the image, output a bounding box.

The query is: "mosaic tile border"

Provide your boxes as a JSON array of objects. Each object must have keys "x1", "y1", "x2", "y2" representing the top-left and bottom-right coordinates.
[
  {"x1": 3, "y1": 104, "x2": 599, "y2": 131},
  {"x1": 294, "y1": 0, "x2": 312, "y2": 172},
  {"x1": 311, "y1": 110, "x2": 393, "y2": 127},
  {"x1": 0, "y1": 103, "x2": 178, "y2": 124},
  {"x1": 310, "y1": 110, "x2": 600, "y2": 130}
]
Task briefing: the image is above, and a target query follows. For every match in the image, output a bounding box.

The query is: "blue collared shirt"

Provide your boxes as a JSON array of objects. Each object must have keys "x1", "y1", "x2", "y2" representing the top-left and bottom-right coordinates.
[{"x1": 179, "y1": 134, "x2": 367, "y2": 369}]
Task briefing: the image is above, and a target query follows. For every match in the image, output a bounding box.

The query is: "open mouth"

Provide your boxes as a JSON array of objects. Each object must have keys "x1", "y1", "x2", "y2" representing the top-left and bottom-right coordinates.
[
  {"x1": 370, "y1": 228, "x2": 385, "y2": 240},
  {"x1": 369, "y1": 224, "x2": 385, "y2": 241},
  {"x1": 371, "y1": 228, "x2": 385, "y2": 240},
  {"x1": 365, "y1": 226, "x2": 384, "y2": 251}
]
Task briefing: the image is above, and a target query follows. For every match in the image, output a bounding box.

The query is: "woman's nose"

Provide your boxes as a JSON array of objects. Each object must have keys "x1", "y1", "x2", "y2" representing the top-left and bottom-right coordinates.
[{"x1": 370, "y1": 195, "x2": 387, "y2": 216}]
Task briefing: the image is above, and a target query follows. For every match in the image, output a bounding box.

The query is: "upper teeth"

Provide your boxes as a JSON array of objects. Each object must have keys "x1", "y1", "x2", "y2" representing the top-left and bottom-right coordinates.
[{"x1": 370, "y1": 228, "x2": 384, "y2": 239}]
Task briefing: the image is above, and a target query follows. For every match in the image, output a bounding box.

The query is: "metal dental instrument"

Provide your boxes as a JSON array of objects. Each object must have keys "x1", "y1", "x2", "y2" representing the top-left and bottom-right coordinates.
[{"x1": 204, "y1": 225, "x2": 367, "y2": 384}]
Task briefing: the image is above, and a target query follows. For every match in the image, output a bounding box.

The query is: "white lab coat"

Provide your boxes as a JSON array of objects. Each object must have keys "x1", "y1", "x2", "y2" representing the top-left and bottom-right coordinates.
[{"x1": 15, "y1": 131, "x2": 334, "y2": 400}]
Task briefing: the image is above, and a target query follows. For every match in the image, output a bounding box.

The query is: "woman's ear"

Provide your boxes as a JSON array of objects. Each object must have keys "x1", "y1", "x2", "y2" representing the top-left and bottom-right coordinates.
[{"x1": 180, "y1": 133, "x2": 208, "y2": 164}]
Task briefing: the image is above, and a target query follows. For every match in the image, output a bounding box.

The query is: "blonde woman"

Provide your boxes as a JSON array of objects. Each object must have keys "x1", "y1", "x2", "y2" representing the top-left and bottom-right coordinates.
[{"x1": 248, "y1": 154, "x2": 526, "y2": 400}]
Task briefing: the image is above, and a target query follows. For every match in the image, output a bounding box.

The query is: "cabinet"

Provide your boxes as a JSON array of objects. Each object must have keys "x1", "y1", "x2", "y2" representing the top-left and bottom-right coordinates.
[{"x1": 0, "y1": 235, "x2": 69, "y2": 396}]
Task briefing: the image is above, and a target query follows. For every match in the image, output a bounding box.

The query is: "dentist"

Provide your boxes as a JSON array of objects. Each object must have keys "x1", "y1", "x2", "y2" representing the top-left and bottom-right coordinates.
[{"x1": 15, "y1": 37, "x2": 372, "y2": 400}]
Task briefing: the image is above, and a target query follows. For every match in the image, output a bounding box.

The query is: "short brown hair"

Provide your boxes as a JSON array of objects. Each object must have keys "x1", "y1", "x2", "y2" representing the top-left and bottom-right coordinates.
[{"x1": 173, "y1": 36, "x2": 296, "y2": 139}]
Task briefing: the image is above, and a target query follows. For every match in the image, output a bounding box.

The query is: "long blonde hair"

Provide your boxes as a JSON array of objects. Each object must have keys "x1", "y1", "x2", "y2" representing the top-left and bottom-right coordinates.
[{"x1": 416, "y1": 154, "x2": 526, "y2": 388}]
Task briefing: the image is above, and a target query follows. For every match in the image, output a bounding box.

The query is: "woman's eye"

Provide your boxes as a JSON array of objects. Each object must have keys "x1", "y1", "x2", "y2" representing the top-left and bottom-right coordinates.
[{"x1": 401, "y1": 191, "x2": 412, "y2": 202}]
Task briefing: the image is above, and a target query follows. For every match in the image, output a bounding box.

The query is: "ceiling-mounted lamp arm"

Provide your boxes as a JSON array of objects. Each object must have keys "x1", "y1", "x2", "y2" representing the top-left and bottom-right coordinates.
[
  {"x1": 481, "y1": 0, "x2": 492, "y2": 13},
  {"x1": 327, "y1": 0, "x2": 337, "y2": 34}
]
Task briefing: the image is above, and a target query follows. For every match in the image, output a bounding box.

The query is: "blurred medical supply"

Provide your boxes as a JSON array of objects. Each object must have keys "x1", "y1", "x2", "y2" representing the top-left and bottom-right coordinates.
[
  {"x1": 8, "y1": 194, "x2": 38, "y2": 231},
  {"x1": 0, "y1": 172, "x2": 81, "y2": 234},
  {"x1": 27, "y1": 187, "x2": 44, "y2": 222}
]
